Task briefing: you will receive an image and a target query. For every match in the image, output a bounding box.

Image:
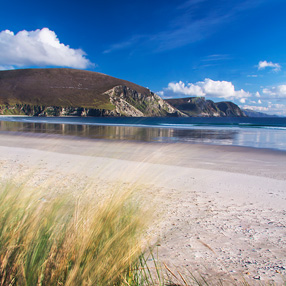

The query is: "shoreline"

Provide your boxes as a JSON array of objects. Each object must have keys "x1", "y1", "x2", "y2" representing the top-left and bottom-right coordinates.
[
  {"x1": 0, "y1": 132, "x2": 285, "y2": 284},
  {"x1": 0, "y1": 131, "x2": 286, "y2": 180}
]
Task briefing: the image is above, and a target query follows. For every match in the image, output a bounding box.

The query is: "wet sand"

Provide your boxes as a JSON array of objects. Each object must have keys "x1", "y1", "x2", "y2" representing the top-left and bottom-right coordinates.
[{"x1": 0, "y1": 132, "x2": 285, "y2": 284}]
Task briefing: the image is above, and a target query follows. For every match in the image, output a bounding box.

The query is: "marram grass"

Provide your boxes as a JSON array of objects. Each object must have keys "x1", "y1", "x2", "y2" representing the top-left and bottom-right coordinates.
[{"x1": 0, "y1": 180, "x2": 151, "y2": 286}]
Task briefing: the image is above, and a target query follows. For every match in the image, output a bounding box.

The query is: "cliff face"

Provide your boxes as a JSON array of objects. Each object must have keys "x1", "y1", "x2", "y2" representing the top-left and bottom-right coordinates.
[
  {"x1": 105, "y1": 86, "x2": 185, "y2": 117},
  {"x1": 0, "y1": 68, "x2": 184, "y2": 117},
  {"x1": 166, "y1": 97, "x2": 246, "y2": 117}
]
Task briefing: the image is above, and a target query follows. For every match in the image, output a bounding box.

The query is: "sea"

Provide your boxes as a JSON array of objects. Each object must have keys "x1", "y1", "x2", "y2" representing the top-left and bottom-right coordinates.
[{"x1": 0, "y1": 116, "x2": 286, "y2": 151}]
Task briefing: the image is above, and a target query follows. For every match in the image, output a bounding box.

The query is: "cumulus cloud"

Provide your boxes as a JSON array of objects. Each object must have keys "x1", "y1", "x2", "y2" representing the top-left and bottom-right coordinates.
[
  {"x1": 263, "y1": 85, "x2": 286, "y2": 98},
  {"x1": 0, "y1": 28, "x2": 92, "y2": 69},
  {"x1": 166, "y1": 81, "x2": 205, "y2": 97},
  {"x1": 258, "y1": 60, "x2": 281, "y2": 72},
  {"x1": 160, "y1": 78, "x2": 251, "y2": 100}
]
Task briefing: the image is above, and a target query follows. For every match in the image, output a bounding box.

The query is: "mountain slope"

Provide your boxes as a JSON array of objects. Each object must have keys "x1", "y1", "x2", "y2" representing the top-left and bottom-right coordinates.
[
  {"x1": 166, "y1": 97, "x2": 246, "y2": 117},
  {"x1": 0, "y1": 68, "x2": 183, "y2": 117}
]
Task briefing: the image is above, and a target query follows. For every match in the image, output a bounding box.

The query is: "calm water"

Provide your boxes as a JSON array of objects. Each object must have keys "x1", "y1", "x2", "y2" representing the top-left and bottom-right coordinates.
[{"x1": 0, "y1": 116, "x2": 286, "y2": 151}]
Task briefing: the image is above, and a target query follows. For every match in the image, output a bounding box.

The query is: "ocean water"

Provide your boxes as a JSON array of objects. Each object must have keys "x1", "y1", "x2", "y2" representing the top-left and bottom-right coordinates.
[{"x1": 0, "y1": 116, "x2": 286, "y2": 151}]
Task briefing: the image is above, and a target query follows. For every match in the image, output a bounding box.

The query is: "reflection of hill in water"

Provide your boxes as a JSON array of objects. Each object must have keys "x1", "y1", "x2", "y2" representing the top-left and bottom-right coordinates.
[{"x1": 0, "y1": 121, "x2": 237, "y2": 144}]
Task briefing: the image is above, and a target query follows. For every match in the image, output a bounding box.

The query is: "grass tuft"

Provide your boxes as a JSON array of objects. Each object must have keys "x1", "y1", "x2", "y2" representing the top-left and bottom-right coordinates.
[{"x1": 0, "y1": 181, "x2": 148, "y2": 286}]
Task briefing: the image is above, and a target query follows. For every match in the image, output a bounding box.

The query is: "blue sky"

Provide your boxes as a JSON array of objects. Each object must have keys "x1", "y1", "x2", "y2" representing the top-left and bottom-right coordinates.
[{"x1": 1, "y1": 0, "x2": 286, "y2": 115}]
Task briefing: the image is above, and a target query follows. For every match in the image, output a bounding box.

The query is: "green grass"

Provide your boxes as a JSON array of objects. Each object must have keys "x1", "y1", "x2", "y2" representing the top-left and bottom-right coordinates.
[
  {"x1": 0, "y1": 105, "x2": 26, "y2": 116},
  {"x1": 92, "y1": 100, "x2": 116, "y2": 110}
]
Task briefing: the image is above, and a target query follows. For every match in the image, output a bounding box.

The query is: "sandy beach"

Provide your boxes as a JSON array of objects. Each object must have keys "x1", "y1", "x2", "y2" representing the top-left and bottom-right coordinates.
[{"x1": 0, "y1": 132, "x2": 285, "y2": 284}]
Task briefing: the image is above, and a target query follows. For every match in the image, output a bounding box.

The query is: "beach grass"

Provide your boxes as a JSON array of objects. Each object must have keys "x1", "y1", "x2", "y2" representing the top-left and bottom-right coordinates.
[{"x1": 0, "y1": 180, "x2": 155, "y2": 285}]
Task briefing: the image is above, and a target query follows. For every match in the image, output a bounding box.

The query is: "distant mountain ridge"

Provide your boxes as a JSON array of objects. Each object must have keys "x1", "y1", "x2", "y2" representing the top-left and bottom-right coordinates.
[
  {"x1": 242, "y1": 109, "x2": 278, "y2": 118},
  {"x1": 166, "y1": 97, "x2": 246, "y2": 117},
  {"x1": 0, "y1": 68, "x2": 246, "y2": 117}
]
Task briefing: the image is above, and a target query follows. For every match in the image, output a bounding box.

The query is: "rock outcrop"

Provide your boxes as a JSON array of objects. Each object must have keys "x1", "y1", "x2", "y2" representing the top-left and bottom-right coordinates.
[{"x1": 105, "y1": 85, "x2": 185, "y2": 117}]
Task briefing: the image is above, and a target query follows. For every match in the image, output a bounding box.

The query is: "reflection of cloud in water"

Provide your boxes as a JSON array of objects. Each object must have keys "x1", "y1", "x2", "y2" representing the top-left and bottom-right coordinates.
[
  {"x1": 0, "y1": 120, "x2": 285, "y2": 151},
  {"x1": 235, "y1": 128, "x2": 286, "y2": 150}
]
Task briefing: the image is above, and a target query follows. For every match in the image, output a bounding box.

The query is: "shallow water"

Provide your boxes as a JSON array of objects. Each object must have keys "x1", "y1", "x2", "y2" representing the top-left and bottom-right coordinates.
[{"x1": 0, "y1": 116, "x2": 286, "y2": 151}]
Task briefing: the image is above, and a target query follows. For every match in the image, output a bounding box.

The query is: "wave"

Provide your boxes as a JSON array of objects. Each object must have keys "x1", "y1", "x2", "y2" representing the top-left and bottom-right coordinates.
[{"x1": 262, "y1": 126, "x2": 286, "y2": 131}]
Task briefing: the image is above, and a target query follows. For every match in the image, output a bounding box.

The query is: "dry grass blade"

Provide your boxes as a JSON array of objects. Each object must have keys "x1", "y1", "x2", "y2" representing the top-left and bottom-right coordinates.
[
  {"x1": 164, "y1": 262, "x2": 181, "y2": 282},
  {"x1": 178, "y1": 270, "x2": 189, "y2": 286}
]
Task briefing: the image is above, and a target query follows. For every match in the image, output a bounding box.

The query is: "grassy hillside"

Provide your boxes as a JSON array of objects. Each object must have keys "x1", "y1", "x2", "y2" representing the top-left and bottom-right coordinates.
[
  {"x1": 0, "y1": 68, "x2": 183, "y2": 117},
  {"x1": 0, "y1": 68, "x2": 150, "y2": 109}
]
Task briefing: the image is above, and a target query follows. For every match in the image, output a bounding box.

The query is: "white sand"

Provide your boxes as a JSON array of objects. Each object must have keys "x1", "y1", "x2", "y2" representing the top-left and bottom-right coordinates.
[{"x1": 0, "y1": 133, "x2": 285, "y2": 284}]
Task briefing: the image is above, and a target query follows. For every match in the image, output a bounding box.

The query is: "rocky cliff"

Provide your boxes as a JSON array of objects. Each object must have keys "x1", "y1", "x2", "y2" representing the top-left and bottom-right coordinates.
[{"x1": 166, "y1": 97, "x2": 246, "y2": 117}]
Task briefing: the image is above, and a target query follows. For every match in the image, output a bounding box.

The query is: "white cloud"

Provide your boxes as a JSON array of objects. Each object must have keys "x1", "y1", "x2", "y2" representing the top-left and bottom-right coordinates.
[
  {"x1": 242, "y1": 105, "x2": 269, "y2": 112},
  {"x1": 0, "y1": 28, "x2": 92, "y2": 69},
  {"x1": 271, "y1": 103, "x2": 286, "y2": 109},
  {"x1": 157, "y1": 91, "x2": 164, "y2": 97},
  {"x1": 255, "y1": 91, "x2": 261, "y2": 97},
  {"x1": 202, "y1": 54, "x2": 231, "y2": 62},
  {"x1": 242, "y1": 102, "x2": 286, "y2": 116},
  {"x1": 202, "y1": 78, "x2": 236, "y2": 97},
  {"x1": 258, "y1": 60, "x2": 281, "y2": 72},
  {"x1": 160, "y1": 78, "x2": 251, "y2": 100},
  {"x1": 0, "y1": 65, "x2": 14, "y2": 70},
  {"x1": 263, "y1": 85, "x2": 286, "y2": 98},
  {"x1": 266, "y1": 103, "x2": 286, "y2": 116},
  {"x1": 166, "y1": 81, "x2": 205, "y2": 97},
  {"x1": 240, "y1": 98, "x2": 246, "y2": 103}
]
